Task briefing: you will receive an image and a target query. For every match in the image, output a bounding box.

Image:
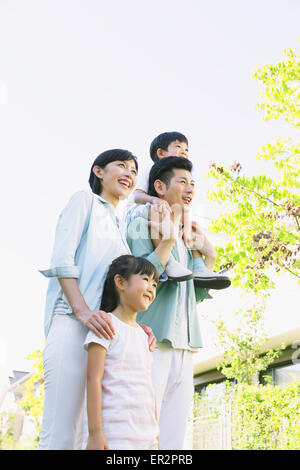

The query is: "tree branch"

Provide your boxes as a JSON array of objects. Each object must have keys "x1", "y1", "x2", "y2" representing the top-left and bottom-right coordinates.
[
  {"x1": 284, "y1": 266, "x2": 300, "y2": 280},
  {"x1": 229, "y1": 174, "x2": 283, "y2": 209},
  {"x1": 220, "y1": 172, "x2": 300, "y2": 241}
]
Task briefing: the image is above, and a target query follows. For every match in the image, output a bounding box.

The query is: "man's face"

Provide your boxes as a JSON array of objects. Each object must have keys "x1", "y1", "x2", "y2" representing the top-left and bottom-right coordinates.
[
  {"x1": 158, "y1": 140, "x2": 189, "y2": 160},
  {"x1": 161, "y1": 168, "x2": 195, "y2": 210}
]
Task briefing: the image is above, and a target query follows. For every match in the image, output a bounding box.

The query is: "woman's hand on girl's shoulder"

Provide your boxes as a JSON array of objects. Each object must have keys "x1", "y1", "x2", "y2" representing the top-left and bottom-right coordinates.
[
  {"x1": 140, "y1": 324, "x2": 156, "y2": 352},
  {"x1": 77, "y1": 308, "x2": 115, "y2": 340},
  {"x1": 86, "y1": 432, "x2": 109, "y2": 450}
]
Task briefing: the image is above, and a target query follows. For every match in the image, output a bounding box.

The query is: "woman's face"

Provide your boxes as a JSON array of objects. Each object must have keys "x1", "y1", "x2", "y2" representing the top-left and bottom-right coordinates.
[{"x1": 94, "y1": 159, "x2": 137, "y2": 206}]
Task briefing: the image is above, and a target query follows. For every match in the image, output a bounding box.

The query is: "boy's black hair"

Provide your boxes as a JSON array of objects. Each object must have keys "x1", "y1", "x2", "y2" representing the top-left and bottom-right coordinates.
[
  {"x1": 100, "y1": 255, "x2": 159, "y2": 313},
  {"x1": 89, "y1": 149, "x2": 138, "y2": 195},
  {"x1": 148, "y1": 156, "x2": 193, "y2": 198},
  {"x1": 149, "y1": 131, "x2": 188, "y2": 162}
]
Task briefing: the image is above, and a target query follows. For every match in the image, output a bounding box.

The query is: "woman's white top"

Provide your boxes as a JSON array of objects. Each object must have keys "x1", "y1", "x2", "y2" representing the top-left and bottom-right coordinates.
[{"x1": 39, "y1": 191, "x2": 130, "y2": 336}]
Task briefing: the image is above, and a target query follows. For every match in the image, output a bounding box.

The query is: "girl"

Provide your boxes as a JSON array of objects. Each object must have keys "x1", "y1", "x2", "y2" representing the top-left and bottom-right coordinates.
[
  {"x1": 38, "y1": 149, "x2": 159, "y2": 450},
  {"x1": 84, "y1": 255, "x2": 160, "y2": 450}
]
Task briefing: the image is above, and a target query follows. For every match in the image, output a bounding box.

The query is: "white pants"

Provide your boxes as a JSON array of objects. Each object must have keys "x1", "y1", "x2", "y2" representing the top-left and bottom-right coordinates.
[
  {"x1": 151, "y1": 345, "x2": 194, "y2": 450},
  {"x1": 38, "y1": 315, "x2": 88, "y2": 450}
]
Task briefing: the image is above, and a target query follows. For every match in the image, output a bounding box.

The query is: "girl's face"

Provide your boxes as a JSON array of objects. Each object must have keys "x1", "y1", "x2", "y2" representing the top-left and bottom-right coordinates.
[
  {"x1": 94, "y1": 159, "x2": 137, "y2": 206},
  {"x1": 122, "y1": 273, "x2": 157, "y2": 312}
]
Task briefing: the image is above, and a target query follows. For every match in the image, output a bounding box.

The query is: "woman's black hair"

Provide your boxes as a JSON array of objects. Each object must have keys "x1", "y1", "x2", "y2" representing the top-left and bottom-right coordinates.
[
  {"x1": 100, "y1": 255, "x2": 159, "y2": 312},
  {"x1": 88, "y1": 149, "x2": 138, "y2": 195},
  {"x1": 148, "y1": 156, "x2": 193, "y2": 197},
  {"x1": 149, "y1": 131, "x2": 188, "y2": 162}
]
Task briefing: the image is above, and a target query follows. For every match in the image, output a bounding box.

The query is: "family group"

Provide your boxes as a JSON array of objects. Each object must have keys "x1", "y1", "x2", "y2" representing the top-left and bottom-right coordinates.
[{"x1": 38, "y1": 131, "x2": 230, "y2": 450}]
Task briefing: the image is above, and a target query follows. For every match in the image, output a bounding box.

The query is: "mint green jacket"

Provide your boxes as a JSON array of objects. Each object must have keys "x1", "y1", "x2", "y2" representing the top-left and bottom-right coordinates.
[{"x1": 126, "y1": 217, "x2": 212, "y2": 350}]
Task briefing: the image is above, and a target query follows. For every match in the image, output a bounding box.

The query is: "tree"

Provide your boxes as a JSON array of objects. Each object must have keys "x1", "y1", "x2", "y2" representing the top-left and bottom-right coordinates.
[
  {"x1": 193, "y1": 45, "x2": 300, "y2": 451},
  {"x1": 0, "y1": 412, "x2": 16, "y2": 450},
  {"x1": 215, "y1": 298, "x2": 283, "y2": 385},
  {"x1": 18, "y1": 349, "x2": 44, "y2": 448},
  {"x1": 207, "y1": 46, "x2": 300, "y2": 293},
  {"x1": 253, "y1": 47, "x2": 300, "y2": 129}
]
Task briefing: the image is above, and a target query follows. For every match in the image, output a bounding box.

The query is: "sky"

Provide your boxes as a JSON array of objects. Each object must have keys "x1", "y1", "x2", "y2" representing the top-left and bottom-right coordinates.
[{"x1": 0, "y1": 0, "x2": 299, "y2": 378}]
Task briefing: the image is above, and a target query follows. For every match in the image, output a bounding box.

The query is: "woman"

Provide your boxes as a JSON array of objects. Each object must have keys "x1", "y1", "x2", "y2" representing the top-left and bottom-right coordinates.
[{"x1": 38, "y1": 149, "x2": 159, "y2": 450}]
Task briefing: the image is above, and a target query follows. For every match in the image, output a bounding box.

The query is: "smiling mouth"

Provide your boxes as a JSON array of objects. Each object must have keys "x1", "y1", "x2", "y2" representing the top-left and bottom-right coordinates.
[
  {"x1": 143, "y1": 294, "x2": 152, "y2": 302},
  {"x1": 118, "y1": 179, "x2": 131, "y2": 189},
  {"x1": 182, "y1": 196, "x2": 192, "y2": 204}
]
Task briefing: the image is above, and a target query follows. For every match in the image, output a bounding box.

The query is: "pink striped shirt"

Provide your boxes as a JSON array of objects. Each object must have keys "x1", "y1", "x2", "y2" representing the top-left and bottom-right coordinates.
[{"x1": 84, "y1": 314, "x2": 159, "y2": 449}]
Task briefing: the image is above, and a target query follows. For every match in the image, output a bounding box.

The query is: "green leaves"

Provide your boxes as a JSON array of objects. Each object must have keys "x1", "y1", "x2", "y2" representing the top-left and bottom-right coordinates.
[
  {"x1": 18, "y1": 349, "x2": 44, "y2": 448},
  {"x1": 194, "y1": 381, "x2": 300, "y2": 449},
  {"x1": 231, "y1": 381, "x2": 300, "y2": 449},
  {"x1": 215, "y1": 300, "x2": 284, "y2": 385},
  {"x1": 253, "y1": 48, "x2": 300, "y2": 129},
  {"x1": 207, "y1": 141, "x2": 300, "y2": 293},
  {"x1": 207, "y1": 45, "x2": 300, "y2": 293},
  {"x1": 0, "y1": 349, "x2": 44, "y2": 450}
]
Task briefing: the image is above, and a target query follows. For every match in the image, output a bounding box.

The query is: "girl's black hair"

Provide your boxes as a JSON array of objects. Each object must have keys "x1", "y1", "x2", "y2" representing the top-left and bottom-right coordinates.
[
  {"x1": 148, "y1": 156, "x2": 193, "y2": 197},
  {"x1": 88, "y1": 149, "x2": 138, "y2": 195},
  {"x1": 100, "y1": 255, "x2": 159, "y2": 312},
  {"x1": 149, "y1": 131, "x2": 188, "y2": 162}
]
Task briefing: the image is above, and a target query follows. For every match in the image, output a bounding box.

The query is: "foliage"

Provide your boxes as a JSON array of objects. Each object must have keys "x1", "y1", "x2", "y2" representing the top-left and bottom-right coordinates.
[
  {"x1": 215, "y1": 299, "x2": 283, "y2": 384},
  {"x1": 193, "y1": 384, "x2": 225, "y2": 421},
  {"x1": 0, "y1": 410, "x2": 38, "y2": 450},
  {"x1": 253, "y1": 48, "x2": 300, "y2": 129},
  {"x1": 207, "y1": 45, "x2": 300, "y2": 293},
  {"x1": 231, "y1": 381, "x2": 300, "y2": 450},
  {"x1": 0, "y1": 350, "x2": 44, "y2": 450},
  {"x1": 18, "y1": 349, "x2": 44, "y2": 448},
  {"x1": 193, "y1": 283, "x2": 297, "y2": 449},
  {"x1": 193, "y1": 297, "x2": 299, "y2": 449},
  {"x1": 193, "y1": 380, "x2": 300, "y2": 450},
  {"x1": 0, "y1": 412, "x2": 16, "y2": 450},
  {"x1": 192, "y1": 384, "x2": 231, "y2": 450}
]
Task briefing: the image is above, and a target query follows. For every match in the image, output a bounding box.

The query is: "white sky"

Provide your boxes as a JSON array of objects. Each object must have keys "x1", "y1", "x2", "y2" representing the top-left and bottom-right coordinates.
[{"x1": 0, "y1": 0, "x2": 299, "y2": 377}]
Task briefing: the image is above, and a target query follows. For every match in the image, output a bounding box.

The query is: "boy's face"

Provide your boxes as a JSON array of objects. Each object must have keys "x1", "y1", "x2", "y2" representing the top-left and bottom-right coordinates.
[{"x1": 158, "y1": 140, "x2": 189, "y2": 160}]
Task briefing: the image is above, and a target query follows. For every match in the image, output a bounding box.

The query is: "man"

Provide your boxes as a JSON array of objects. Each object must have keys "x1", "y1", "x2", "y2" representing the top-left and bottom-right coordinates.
[{"x1": 126, "y1": 156, "x2": 216, "y2": 450}]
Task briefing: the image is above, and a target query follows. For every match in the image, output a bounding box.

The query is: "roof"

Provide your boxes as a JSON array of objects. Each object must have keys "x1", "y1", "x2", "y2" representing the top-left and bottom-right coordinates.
[
  {"x1": 194, "y1": 327, "x2": 300, "y2": 376},
  {"x1": 8, "y1": 370, "x2": 31, "y2": 386}
]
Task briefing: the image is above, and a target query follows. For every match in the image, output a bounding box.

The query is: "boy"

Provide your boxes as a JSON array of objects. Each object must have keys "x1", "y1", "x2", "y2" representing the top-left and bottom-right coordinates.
[{"x1": 127, "y1": 131, "x2": 230, "y2": 289}]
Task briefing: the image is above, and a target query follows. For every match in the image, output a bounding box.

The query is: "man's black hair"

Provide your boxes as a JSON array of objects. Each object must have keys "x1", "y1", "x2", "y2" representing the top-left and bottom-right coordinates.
[
  {"x1": 149, "y1": 132, "x2": 188, "y2": 162},
  {"x1": 88, "y1": 149, "x2": 138, "y2": 195},
  {"x1": 148, "y1": 156, "x2": 193, "y2": 198},
  {"x1": 100, "y1": 255, "x2": 159, "y2": 312}
]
